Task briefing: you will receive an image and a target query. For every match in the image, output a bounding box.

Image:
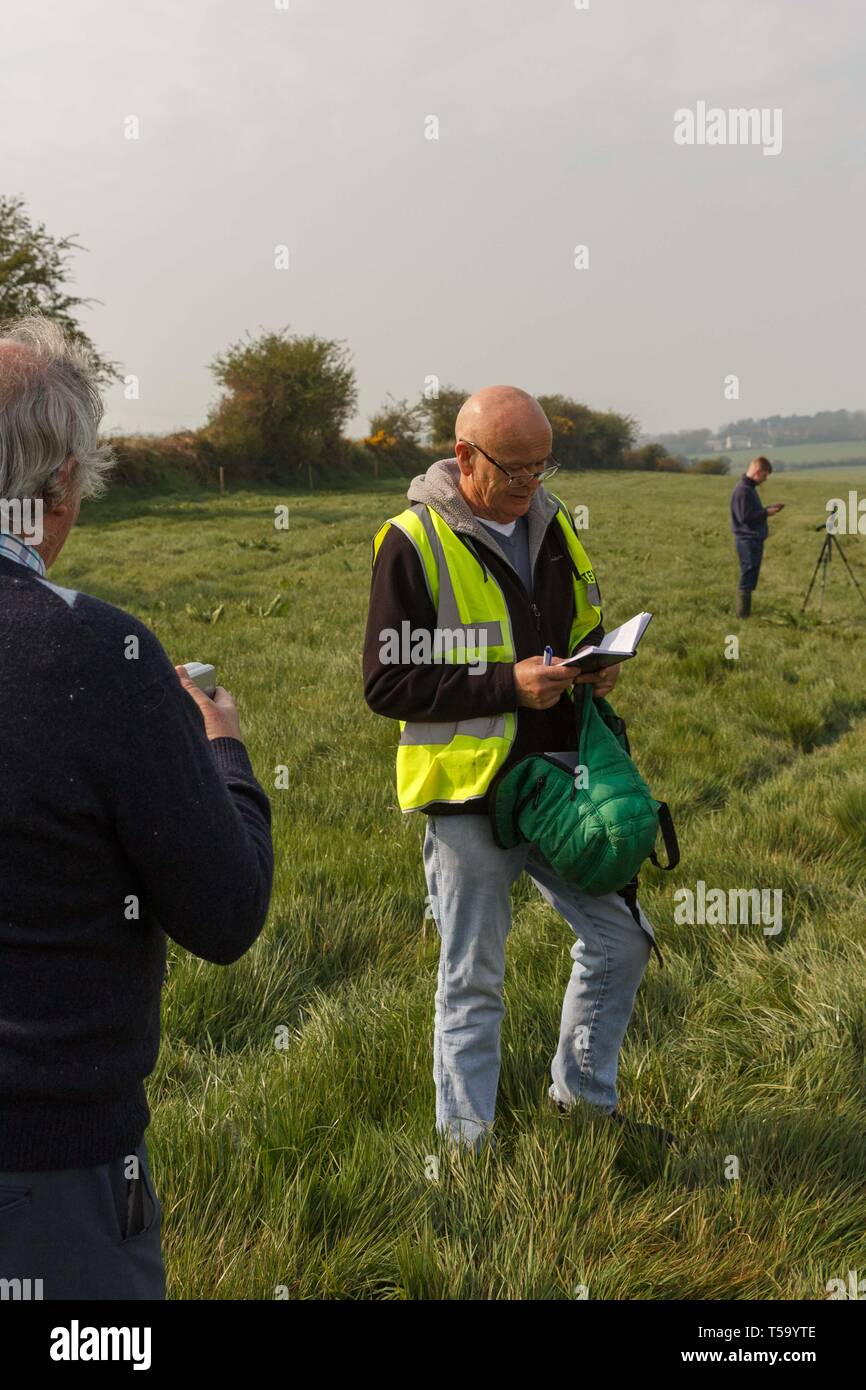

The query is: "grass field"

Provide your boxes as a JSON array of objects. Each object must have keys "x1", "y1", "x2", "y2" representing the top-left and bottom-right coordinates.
[
  {"x1": 777, "y1": 464, "x2": 866, "y2": 484},
  {"x1": 56, "y1": 468, "x2": 866, "y2": 1300}
]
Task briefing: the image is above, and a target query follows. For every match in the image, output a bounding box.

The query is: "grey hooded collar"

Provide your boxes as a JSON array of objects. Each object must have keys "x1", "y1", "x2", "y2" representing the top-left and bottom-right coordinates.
[{"x1": 406, "y1": 457, "x2": 560, "y2": 581}]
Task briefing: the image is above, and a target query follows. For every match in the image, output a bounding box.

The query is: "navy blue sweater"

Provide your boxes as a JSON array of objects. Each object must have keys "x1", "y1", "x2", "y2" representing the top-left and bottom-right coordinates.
[
  {"x1": 0, "y1": 554, "x2": 274, "y2": 1170},
  {"x1": 730, "y1": 474, "x2": 769, "y2": 540}
]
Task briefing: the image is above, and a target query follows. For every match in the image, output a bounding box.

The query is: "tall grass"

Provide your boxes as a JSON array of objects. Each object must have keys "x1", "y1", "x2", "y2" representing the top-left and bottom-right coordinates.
[{"x1": 57, "y1": 470, "x2": 866, "y2": 1299}]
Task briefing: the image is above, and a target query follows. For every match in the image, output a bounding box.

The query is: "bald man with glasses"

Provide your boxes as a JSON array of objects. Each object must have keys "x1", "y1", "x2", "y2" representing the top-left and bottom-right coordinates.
[{"x1": 364, "y1": 386, "x2": 667, "y2": 1153}]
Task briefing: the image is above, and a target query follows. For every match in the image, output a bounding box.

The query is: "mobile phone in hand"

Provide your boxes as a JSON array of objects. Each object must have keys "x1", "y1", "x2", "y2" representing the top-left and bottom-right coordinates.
[{"x1": 182, "y1": 662, "x2": 217, "y2": 697}]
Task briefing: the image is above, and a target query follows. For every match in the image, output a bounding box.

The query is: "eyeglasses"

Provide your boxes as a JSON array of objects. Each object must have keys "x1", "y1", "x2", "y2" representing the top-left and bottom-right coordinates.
[{"x1": 458, "y1": 438, "x2": 559, "y2": 487}]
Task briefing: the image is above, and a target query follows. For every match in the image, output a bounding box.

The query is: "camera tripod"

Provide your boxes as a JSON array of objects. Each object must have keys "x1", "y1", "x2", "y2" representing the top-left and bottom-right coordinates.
[{"x1": 801, "y1": 518, "x2": 866, "y2": 616}]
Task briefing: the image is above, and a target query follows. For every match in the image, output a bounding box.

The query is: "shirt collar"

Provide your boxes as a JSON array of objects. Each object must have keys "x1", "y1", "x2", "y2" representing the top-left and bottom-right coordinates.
[{"x1": 0, "y1": 533, "x2": 47, "y2": 577}]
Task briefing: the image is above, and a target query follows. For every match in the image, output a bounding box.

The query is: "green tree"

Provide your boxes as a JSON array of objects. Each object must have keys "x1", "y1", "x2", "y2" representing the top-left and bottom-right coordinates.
[
  {"x1": 689, "y1": 456, "x2": 731, "y2": 475},
  {"x1": 417, "y1": 384, "x2": 470, "y2": 450},
  {"x1": 367, "y1": 395, "x2": 424, "y2": 451},
  {"x1": 620, "y1": 443, "x2": 665, "y2": 471},
  {"x1": 536, "y1": 394, "x2": 637, "y2": 470},
  {"x1": 363, "y1": 395, "x2": 427, "y2": 478},
  {"x1": 0, "y1": 194, "x2": 118, "y2": 381},
  {"x1": 207, "y1": 327, "x2": 357, "y2": 485}
]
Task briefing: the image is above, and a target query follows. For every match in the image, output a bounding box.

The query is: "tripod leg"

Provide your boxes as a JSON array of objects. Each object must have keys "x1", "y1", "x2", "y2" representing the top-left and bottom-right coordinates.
[
  {"x1": 830, "y1": 535, "x2": 866, "y2": 608},
  {"x1": 802, "y1": 537, "x2": 829, "y2": 613},
  {"x1": 819, "y1": 543, "x2": 830, "y2": 614}
]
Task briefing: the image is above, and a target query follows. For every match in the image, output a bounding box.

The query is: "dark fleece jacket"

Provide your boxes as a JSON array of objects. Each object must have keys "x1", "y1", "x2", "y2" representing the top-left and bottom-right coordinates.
[
  {"x1": 362, "y1": 459, "x2": 605, "y2": 814},
  {"x1": 0, "y1": 554, "x2": 274, "y2": 1170}
]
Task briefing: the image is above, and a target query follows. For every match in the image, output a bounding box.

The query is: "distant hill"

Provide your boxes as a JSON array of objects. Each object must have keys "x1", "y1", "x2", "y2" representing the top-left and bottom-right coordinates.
[
  {"x1": 644, "y1": 410, "x2": 866, "y2": 460},
  {"x1": 724, "y1": 441, "x2": 866, "y2": 471}
]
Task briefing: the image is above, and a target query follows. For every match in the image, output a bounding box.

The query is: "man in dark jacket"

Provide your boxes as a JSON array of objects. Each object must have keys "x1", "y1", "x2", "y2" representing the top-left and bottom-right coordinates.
[
  {"x1": 730, "y1": 456, "x2": 785, "y2": 616},
  {"x1": 0, "y1": 317, "x2": 274, "y2": 1299},
  {"x1": 363, "y1": 386, "x2": 661, "y2": 1151}
]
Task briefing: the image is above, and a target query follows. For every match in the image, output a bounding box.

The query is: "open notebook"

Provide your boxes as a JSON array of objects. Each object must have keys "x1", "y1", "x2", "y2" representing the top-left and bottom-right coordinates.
[{"x1": 558, "y1": 611, "x2": 653, "y2": 673}]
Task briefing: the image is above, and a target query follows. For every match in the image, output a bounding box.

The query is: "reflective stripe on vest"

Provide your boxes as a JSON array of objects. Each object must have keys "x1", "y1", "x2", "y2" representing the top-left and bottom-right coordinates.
[
  {"x1": 545, "y1": 492, "x2": 603, "y2": 651},
  {"x1": 372, "y1": 498, "x2": 601, "y2": 812}
]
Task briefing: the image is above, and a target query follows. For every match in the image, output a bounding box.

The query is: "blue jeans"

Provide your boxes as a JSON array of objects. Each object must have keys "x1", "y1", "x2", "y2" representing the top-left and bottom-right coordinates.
[
  {"x1": 734, "y1": 535, "x2": 764, "y2": 590},
  {"x1": 423, "y1": 812, "x2": 655, "y2": 1147}
]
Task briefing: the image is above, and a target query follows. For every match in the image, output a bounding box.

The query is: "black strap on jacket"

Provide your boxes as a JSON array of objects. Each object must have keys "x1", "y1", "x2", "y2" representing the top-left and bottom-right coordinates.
[
  {"x1": 617, "y1": 876, "x2": 664, "y2": 968},
  {"x1": 650, "y1": 802, "x2": 680, "y2": 871}
]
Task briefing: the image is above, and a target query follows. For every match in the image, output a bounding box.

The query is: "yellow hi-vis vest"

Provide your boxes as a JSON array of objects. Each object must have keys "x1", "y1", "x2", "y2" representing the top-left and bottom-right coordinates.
[{"x1": 371, "y1": 496, "x2": 602, "y2": 813}]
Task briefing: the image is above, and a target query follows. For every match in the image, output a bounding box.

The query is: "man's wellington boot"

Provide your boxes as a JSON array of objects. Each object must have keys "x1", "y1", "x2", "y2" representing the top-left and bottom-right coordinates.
[{"x1": 736, "y1": 589, "x2": 752, "y2": 619}]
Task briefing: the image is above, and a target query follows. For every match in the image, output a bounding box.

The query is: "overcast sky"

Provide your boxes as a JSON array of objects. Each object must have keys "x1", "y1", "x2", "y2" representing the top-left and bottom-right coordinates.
[{"x1": 3, "y1": 0, "x2": 864, "y2": 440}]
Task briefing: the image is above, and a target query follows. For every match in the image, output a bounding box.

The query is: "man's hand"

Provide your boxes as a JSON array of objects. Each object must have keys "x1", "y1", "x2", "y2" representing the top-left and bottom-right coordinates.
[
  {"x1": 567, "y1": 661, "x2": 622, "y2": 701},
  {"x1": 766, "y1": 503, "x2": 785, "y2": 515},
  {"x1": 513, "y1": 655, "x2": 582, "y2": 709},
  {"x1": 175, "y1": 665, "x2": 243, "y2": 742}
]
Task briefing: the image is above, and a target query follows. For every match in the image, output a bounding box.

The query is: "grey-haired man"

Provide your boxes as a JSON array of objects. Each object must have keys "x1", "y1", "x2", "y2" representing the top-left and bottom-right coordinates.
[{"x1": 0, "y1": 317, "x2": 274, "y2": 1298}]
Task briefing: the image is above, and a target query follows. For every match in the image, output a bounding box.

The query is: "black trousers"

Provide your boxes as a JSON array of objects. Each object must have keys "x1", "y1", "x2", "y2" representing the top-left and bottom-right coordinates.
[
  {"x1": 0, "y1": 1137, "x2": 164, "y2": 1300},
  {"x1": 735, "y1": 535, "x2": 764, "y2": 591}
]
